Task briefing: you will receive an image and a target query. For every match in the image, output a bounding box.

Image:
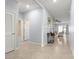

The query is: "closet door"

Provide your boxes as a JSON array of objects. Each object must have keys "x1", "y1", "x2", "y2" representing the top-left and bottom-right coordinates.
[{"x1": 5, "y1": 11, "x2": 15, "y2": 53}]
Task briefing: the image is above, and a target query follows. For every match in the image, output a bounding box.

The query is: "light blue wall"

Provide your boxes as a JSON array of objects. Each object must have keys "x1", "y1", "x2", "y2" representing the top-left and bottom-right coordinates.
[
  {"x1": 24, "y1": 8, "x2": 43, "y2": 43},
  {"x1": 21, "y1": 15, "x2": 26, "y2": 32},
  {"x1": 22, "y1": 8, "x2": 51, "y2": 46}
]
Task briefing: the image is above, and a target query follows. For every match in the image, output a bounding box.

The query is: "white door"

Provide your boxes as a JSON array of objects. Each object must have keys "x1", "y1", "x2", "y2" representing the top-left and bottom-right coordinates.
[{"x1": 5, "y1": 12, "x2": 15, "y2": 53}]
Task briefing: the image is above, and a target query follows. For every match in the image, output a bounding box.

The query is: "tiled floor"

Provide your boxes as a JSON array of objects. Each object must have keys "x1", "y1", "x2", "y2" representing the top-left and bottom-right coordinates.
[{"x1": 5, "y1": 36, "x2": 74, "y2": 59}]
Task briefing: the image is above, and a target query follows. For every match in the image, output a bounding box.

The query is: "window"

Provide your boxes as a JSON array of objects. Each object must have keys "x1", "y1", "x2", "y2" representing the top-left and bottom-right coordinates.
[{"x1": 58, "y1": 25, "x2": 63, "y2": 33}]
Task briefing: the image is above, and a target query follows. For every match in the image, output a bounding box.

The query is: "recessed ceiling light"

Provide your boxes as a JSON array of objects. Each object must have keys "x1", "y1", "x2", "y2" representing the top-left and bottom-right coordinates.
[
  {"x1": 26, "y1": 5, "x2": 30, "y2": 8},
  {"x1": 53, "y1": 0, "x2": 56, "y2": 2}
]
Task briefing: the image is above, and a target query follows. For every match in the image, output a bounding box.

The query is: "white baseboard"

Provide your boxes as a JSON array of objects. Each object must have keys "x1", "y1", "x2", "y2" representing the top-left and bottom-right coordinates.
[{"x1": 27, "y1": 40, "x2": 41, "y2": 46}]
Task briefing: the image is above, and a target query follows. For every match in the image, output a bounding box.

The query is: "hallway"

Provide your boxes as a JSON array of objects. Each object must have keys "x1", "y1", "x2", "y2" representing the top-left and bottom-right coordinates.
[{"x1": 5, "y1": 36, "x2": 73, "y2": 59}]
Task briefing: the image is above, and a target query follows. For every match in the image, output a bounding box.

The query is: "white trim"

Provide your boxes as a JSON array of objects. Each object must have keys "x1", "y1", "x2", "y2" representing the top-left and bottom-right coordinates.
[{"x1": 5, "y1": 9, "x2": 17, "y2": 14}]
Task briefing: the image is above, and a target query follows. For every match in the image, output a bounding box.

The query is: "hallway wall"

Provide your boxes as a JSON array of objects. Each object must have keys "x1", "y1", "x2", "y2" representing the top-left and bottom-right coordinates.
[
  {"x1": 22, "y1": 8, "x2": 52, "y2": 46},
  {"x1": 41, "y1": 9, "x2": 52, "y2": 46},
  {"x1": 69, "y1": 0, "x2": 74, "y2": 54},
  {"x1": 25, "y1": 8, "x2": 43, "y2": 44}
]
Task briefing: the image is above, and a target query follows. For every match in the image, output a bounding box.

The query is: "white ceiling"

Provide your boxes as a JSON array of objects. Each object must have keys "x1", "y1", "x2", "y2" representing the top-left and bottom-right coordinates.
[
  {"x1": 17, "y1": 0, "x2": 71, "y2": 20},
  {"x1": 37, "y1": 0, "x2": 71, "y2": 19},
  {"x1": 17, "y1": 0, "x2": 41, "y2": 13}
]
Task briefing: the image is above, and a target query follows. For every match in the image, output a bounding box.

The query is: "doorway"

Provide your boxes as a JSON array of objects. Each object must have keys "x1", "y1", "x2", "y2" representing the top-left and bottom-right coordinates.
[{"x1": 17, "y1": 17, "x2": 23, "y2": 44}]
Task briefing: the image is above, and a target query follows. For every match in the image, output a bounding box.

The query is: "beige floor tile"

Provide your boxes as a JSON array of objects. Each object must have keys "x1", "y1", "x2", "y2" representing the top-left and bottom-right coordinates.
[{"x1": 5, "y1": 37, "x2": 74, "y2": 59}]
